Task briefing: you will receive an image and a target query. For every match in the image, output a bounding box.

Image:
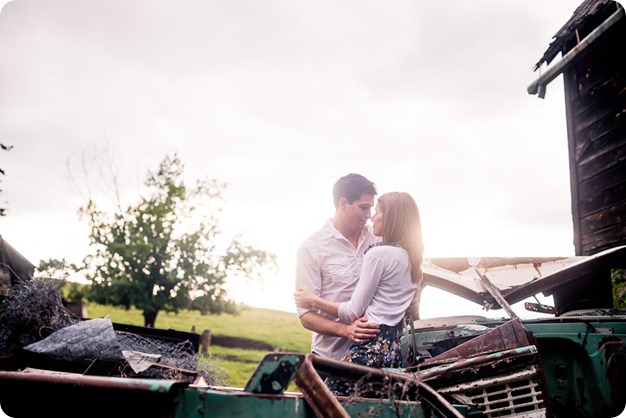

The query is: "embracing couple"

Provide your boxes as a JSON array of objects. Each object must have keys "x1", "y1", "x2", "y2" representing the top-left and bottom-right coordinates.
[{"x1": 294, "y1": 173, "x2": 423, "y2": 396}]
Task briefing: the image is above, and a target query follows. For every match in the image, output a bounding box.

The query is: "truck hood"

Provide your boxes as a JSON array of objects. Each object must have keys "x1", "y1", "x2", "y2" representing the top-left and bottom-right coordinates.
[{"x1": 421, "y1": 245, "x2": 626, "y2": 315}]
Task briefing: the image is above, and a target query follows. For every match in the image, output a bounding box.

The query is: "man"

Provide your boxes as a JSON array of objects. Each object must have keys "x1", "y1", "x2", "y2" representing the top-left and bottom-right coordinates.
[{"x1": 295, "y1": 173, "x2": 381, "y2": 360}]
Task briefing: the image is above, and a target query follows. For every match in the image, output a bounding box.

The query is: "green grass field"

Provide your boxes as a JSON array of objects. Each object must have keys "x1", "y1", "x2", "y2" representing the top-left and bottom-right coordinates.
[{"x1": 85, "y1": 302, "x2": 311, "y2": 388}]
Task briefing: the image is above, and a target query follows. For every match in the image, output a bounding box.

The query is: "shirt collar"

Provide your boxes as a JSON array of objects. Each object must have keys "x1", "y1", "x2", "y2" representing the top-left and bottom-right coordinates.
[{"x1": 321, "y1": 218, "x2": 373, "y2": 242}]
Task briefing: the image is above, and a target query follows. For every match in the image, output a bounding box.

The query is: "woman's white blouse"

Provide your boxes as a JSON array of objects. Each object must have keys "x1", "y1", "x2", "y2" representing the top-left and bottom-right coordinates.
[{"x1": 338, "y1": 244, "x2": 417, "y2": 327}]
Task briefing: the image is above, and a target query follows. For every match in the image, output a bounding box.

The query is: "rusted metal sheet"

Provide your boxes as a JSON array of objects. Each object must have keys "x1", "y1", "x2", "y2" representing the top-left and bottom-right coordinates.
[
  {"x1": 413, "y1": 319, "x2": 533, "y2": 368},
  {"x1": 413, "y1": 344, "x2": 551, "y2": 416},
  {"x1": 295, "y1": 355, "x2": 349, "y2": 418},
  {"x1": 303, "y1": 354, "x2": 466, "y2": 418},
  {"x1": 416, "y1": 346, "x2": 540, "y2": 385},
  {"x1": 403, "y1": 319, "x2": 552, "y2": 416}
]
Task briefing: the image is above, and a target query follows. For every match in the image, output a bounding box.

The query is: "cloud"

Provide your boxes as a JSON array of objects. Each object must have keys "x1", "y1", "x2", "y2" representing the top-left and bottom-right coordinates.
[{"x1": 0, "y1": 0, "x2": 584, "y2": 312}]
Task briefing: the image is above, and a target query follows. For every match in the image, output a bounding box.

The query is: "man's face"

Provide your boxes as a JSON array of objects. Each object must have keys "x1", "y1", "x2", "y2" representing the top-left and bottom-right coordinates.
[{"x1": 343, "y1": 193, "x2": 375, "y2": 232}]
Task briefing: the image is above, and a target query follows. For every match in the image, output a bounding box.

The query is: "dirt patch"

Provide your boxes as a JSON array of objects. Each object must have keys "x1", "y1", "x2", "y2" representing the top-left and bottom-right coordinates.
[{"x1": 211, "y1": 335, "x2": 274, "y2": 351}]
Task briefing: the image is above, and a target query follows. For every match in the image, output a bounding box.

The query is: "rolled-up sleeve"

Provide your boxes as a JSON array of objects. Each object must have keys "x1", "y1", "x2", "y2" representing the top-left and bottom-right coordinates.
[{"x1": 295, "y1": 244, "x2": 320, "y2": 317}]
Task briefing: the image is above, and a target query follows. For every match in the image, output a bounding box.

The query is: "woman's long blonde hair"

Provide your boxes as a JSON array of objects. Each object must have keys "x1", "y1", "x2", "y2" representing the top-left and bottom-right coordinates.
[{"x1": 377, "y1": 192, "x2": 424, "y2": 286}]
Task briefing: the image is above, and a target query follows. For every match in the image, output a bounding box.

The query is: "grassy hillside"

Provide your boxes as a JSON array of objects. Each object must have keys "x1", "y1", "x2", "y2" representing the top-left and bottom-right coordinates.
[{"x1": 85, "y1": 302, "x2": 311, "y2": 388}]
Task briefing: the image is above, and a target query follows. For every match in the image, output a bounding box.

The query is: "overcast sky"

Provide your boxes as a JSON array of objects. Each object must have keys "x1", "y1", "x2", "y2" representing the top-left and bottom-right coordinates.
[{"x1": 0, "y1": 0, "x2": 588, "y2": 314}]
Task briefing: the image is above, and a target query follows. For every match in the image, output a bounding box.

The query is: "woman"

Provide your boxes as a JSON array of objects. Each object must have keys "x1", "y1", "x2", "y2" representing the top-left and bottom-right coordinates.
[{"x1": 294, "y1": 191, "x2": 424, "y2": 395}]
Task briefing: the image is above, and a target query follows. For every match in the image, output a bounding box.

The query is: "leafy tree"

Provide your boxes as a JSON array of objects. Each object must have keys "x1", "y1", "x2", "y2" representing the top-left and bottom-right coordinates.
[
  {"x1": 0, "y1": 143, "x2": 13, "y2": 216},
  {"x1": 79, "y1": 154, "x2": 276, "y2": 327}
]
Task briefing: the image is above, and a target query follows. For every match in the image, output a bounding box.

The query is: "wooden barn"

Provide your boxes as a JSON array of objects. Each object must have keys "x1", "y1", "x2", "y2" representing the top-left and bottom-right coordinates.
[{"x1": 528, "y1": 0, "x2": 626, "y2": 256}]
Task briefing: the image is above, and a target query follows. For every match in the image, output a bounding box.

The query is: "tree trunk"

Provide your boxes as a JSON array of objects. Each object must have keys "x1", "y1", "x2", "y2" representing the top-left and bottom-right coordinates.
[{"x1": 143, "y1": 310, "x2": 158, "y2": 328}]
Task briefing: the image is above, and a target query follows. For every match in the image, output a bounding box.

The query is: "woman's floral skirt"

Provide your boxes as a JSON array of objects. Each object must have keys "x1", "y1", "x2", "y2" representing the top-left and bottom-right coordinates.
[{"x1": 326, "y1": 322, "x2": 403, "y2": 397}]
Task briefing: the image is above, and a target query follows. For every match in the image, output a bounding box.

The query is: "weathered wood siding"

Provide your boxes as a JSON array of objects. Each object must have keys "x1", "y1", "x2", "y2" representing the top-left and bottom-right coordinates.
[{"x1": 562, "y1": 19, "x2": 626, "y2": 255}]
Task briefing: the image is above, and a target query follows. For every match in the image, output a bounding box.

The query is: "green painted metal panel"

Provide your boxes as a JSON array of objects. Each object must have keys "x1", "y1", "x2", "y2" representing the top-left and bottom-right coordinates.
[
  {"x1": 524, "y1": 320, "x2": 626, "y2": 417},
  {"x1": 175, "y1": 389, "x2": 315, "y2": 418},
  {"x1": 175, "y1": 388, "x2": 471, "y2": 418}
]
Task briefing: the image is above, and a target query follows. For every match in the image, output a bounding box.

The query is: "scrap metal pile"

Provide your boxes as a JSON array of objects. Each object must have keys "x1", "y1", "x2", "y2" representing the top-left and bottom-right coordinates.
[{"x1": 0, "y1": 278, "x2": 226, "y2": 385}]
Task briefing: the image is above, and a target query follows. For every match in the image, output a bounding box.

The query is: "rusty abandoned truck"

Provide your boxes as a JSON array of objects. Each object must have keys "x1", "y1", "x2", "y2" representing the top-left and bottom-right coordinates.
[{"x1": 0, "y1": 245, "x2": 624, "y2": 417}]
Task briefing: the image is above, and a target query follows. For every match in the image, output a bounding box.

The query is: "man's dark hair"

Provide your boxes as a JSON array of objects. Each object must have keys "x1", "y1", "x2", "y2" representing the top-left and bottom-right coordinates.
[{"x1": 332, "y1": 173, "x2": 377, "y2": 208}]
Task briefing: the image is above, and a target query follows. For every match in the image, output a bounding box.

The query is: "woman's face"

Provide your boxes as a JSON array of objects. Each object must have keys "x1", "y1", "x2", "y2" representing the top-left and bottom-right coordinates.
[{"x1": 371, "y1": 202, "x2": 383, "y2": 237}]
